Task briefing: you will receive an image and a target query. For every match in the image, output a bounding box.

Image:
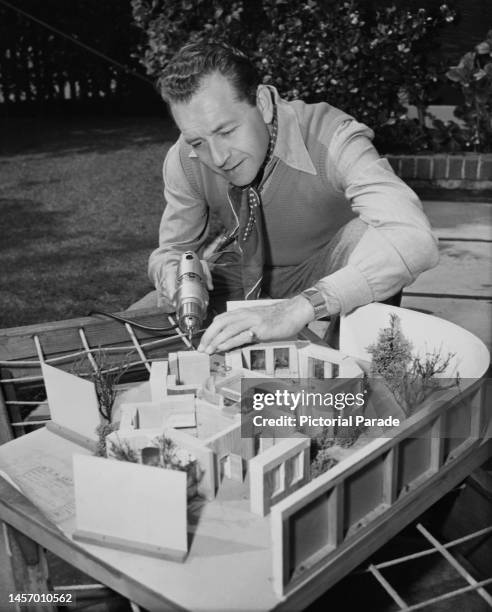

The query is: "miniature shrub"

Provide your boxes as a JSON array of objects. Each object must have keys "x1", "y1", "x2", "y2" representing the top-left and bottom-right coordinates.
[
  {"x1": 367, "y1": 314, "x2": 458, "y2": 416},
  {"x1": 309, "y1": 421, "x2": 363, "y2": 478},
  {"x1": 311, "y1": 448, "x2": 338, "y2": 479}
]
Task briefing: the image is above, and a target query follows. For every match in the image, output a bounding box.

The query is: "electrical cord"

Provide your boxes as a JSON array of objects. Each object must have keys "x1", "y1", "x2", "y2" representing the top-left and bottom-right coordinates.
[{"x1": 89, "y1": 310, "x2": 179, "y2": 335}]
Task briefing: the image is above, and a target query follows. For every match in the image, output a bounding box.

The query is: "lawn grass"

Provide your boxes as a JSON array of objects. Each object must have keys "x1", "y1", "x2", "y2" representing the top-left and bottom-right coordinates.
[{"x1": 0, "y1": 115, "x2": 180, "y2": 328}]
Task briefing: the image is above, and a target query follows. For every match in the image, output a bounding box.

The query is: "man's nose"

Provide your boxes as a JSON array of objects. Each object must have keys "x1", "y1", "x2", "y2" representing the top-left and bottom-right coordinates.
[{"x1": 209, "y1": 140, "x2": 229, "y2": 168}]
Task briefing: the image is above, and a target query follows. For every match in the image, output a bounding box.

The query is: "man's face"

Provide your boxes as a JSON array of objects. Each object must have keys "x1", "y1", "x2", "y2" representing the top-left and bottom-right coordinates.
[{"x1": 171, "y1": 72, "x2": 271, "y2": 187}]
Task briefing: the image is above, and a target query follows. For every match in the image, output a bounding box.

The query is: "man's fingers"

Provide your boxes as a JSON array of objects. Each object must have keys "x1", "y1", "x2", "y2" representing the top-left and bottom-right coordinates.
[
  {"x1": 166, "y1": 276, "x2": 177, "y2": 302},
  {"x1": 199, "y1": 312, "x2": 239, "y2": 346},
  {"x1": 156, "y1": 294, "x2": 176, "y2": 313},
  {"x1": 198, "y1": 312, "x2": 255, "y2": 353},
  {"x1": 215, "y1": 329, "x2": 258, "y2": 353},
  {"x1": 197, "y1": 299, "x2": 310, "y2": 355},
  {"x1": 207, "y1": 321, "x2": 256, "y2": 353},
  {"x1": 158, "y1": 265, "x2": 178, "y2": 308}
]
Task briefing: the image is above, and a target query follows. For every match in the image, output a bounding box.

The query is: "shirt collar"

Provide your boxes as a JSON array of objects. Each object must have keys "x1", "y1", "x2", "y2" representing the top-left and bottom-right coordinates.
[
  {"x1": 267, "y1": 86, "x2": 317, "y2": 175},
  {"x1": 188, "y1": 85, "x2": 317, "y2": 176}
]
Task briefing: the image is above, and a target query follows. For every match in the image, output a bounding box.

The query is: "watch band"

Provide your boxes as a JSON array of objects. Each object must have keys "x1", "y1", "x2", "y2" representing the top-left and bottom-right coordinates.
[{"x1": 300, "y1": 287, "x2": 329, "y2": 319}]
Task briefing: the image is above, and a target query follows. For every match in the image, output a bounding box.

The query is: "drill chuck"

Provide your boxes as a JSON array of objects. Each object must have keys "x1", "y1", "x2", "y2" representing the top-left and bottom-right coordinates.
[{"x1": 175, "y1": 251, "x2": 209, "y2": 338}]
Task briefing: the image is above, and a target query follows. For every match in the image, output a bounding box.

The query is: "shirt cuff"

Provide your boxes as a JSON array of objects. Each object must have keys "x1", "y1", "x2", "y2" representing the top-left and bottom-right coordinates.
[{"x1": 315, "y1": 264, "x2": 374, "y2": 315}]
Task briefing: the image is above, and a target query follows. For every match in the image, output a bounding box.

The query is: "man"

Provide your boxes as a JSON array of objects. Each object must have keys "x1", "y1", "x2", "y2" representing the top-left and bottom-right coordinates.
[{"x1": 143, "y1": 41, "x2": 438, "y2": 354}]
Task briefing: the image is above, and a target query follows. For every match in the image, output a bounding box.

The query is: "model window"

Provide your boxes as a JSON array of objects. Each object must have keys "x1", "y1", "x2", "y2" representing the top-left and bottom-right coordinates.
[
  {"x1": 271, "y1": 464, "x2": 285, "y2": 497},
  {"x1": 310, "y1": 357, "x2": 325, "y2": 380},
  {"x1": 274, "y1": 347, "x2": 290, "y2": 369},
  {"x1": 289, "y1": 452, "x2": 304, "y2": 484},
  {"x1": 250, "y1": 349, "x2": 266, "y2": 370}
]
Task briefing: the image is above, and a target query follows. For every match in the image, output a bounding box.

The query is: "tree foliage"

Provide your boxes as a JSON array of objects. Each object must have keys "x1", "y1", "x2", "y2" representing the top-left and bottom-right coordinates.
[
  {"x1": 446, "y1": 30, "x2": 492, "y2": 151},
  {"x1": 131, "y1": 0, "x2": 456, "y2": 144}
]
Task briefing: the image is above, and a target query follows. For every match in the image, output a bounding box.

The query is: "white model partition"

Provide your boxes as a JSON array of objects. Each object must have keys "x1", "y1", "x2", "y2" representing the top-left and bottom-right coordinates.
[{"x1": 340, "y1": 303, "x2": 490, "y2": 378}]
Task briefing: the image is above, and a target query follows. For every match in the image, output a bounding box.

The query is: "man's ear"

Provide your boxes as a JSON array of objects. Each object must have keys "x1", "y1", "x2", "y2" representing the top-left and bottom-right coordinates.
[{"x1": 256, "y1": 85, "x2": 274, "y2": 124}]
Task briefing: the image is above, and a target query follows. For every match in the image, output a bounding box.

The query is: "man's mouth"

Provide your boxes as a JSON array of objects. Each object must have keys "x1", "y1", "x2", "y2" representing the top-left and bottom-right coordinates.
[{"x1": 224, "y1": 160, "x2": 243, "y2": 172}]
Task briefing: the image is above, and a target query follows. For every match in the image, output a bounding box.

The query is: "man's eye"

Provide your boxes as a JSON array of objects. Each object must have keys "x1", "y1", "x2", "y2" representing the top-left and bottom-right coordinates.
[
  {"x1": 220, "y1": 128, "x2": 235, "y2": 137},
  {"x1": 191, "y1": 141, "x2": 202, "y2": 148}
]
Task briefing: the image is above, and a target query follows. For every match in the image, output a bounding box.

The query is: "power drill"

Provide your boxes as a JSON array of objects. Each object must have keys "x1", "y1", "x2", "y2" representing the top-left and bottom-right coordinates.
[{"x1": 175, "y1": 251, "x2": 209, "y2": 341}]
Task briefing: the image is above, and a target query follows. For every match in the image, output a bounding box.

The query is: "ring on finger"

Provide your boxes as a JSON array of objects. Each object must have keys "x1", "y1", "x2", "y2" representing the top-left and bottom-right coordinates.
[{"x1": 247, "y1": 329, "x2": 258, "y2": 343}]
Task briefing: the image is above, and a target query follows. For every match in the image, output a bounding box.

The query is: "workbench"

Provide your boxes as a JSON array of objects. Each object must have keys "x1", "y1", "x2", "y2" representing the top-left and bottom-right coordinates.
[{"x1": 0, "y1": 304, "x2": 490, "y2": 611}]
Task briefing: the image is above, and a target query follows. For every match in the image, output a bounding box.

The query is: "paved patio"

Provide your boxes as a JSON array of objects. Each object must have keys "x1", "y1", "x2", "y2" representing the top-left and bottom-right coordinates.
[{"x1": 403, "y1": 199, "x2": 492, "y2": 353}]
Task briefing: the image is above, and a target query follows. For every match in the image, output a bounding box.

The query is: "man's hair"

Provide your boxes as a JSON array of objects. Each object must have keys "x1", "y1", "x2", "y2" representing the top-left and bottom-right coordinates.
[{"x1": 157, "y1": 41, "x2": 260, "y2": 106}]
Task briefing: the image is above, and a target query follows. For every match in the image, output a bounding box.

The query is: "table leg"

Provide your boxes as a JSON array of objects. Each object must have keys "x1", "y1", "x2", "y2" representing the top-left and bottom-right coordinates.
[{"x1": 0, "y1": 521, "x2": 55, "y2": 612}]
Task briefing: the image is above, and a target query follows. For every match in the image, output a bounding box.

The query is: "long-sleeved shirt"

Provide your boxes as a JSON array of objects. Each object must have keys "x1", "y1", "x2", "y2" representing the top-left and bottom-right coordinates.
[{"x1": 149, "y1": 87, "x2": 439, "y2": 314}]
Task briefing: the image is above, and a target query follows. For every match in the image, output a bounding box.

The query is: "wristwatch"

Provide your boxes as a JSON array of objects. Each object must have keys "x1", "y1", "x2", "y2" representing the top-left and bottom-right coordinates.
[{"x1": 300, "y1": 287, "x2": 329, "y2": 319}]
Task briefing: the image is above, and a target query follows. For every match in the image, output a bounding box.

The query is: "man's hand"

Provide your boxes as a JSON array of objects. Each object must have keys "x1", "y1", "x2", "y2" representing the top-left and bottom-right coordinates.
[
  {"x1": 197, "y1": 295, "x2": 315, "y2": 354},
  {"x1": 156, "y1": 264, "x2": 179, "y2": 311}
]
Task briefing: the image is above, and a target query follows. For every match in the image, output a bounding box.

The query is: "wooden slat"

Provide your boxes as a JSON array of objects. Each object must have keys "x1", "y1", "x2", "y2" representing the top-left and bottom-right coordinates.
[
  {"x1": 0, "y1": 308, "x2": 187, "y2": 439},
  {"x1": 383, "y1": 448, "x2": 398, "y2": 505},
  {"x1": 0, "y1": 308, "x2": 174, "y2": 362},
  {"x1": 270, "y1": 377, "x2": 488, "y2": 599},
  {"x1": 430, "y1": 417, "x2": 445, "y2": 472},
  {"x1": 328, "y1": 485, "x2": 344, "y2": 547},
  {"x1": 273, "y1": 440, "x2": 492, "y2": 609},
  {"x1": 0, "y1": 309, "x2": 184, "y2": 385},
  {"x1": 0, "y1": 369, "x2": 23, "y2": 438},
  {"x1": 0, "y1": 383, "x2": 14, "y2": 444},
  {"x1": 417, "y1": 523, "x2": 492, "y2": 607}
]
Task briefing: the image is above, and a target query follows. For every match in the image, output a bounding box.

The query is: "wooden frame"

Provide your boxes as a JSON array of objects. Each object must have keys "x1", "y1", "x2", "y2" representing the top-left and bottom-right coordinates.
[
  {"x1": 249, "y1": 436, "x2": 311, "y2": 516},
  {"x1": 270, "y1": 378, "x2": 488, "y2": 597},
  {"x1": 0, "y1": 308, "x2": 187, "y2": 444}
]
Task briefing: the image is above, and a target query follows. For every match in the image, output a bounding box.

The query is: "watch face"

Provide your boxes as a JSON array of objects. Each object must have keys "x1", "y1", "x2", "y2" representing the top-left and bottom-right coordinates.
[{"x1": 303, "y1": 289, "x2": 322, "y2": 306}]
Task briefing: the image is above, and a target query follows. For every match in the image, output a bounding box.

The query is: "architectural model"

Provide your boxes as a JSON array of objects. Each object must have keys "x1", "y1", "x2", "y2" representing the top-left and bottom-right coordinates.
[{"x1": 38, "y1": 303, "x2": 490, "y2": 597}]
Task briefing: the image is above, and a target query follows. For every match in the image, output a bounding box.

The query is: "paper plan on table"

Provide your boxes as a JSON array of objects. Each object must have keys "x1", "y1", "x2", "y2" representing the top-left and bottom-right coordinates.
[{"x1": 0, "y1": 427, "x2": 89, "y2": 533}]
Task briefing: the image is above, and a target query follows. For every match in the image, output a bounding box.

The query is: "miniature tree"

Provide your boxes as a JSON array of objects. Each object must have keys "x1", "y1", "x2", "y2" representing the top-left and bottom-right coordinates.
[
  {"x1": 367, "y1": 314, "x2": 458, "y2": 416},
  {"x1": 368, "y1": 314, "x2": 413, "y2": 384},
  {"x1": 72, "y1": 350, "x2": 131, "y2": 456}
]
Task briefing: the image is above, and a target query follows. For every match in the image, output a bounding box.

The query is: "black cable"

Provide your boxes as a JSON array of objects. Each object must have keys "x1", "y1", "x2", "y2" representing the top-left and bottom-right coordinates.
[{"x1": 89, "y1": 310, "x2": 179, "y2": 334}]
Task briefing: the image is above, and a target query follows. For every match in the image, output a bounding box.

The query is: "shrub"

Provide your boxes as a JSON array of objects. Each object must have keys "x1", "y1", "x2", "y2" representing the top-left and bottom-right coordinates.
[
  {"x1": 131, "y1": 0, "x2": 455, "y2": 136},
  {"x1": 376, "y1": 115, "x2": 467, "y2": 155},
  {"x1": 255, "y1": 1, "x2": 454, "y2": 130},
  {"x1": 380, "y1": 29, "x2": 492, "y2": 154},
  {"x1": 131, "y1": 0, "x2": 251, "y2": 79},
  {"x1": 446, "y1": 30, "x2": 492, "y2": 151}
]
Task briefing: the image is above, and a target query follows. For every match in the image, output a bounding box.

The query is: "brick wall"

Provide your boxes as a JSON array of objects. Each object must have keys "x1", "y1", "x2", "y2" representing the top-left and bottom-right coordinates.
[{"x1": 386, "y1": 154, "x2": 492, "y2": 190}]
